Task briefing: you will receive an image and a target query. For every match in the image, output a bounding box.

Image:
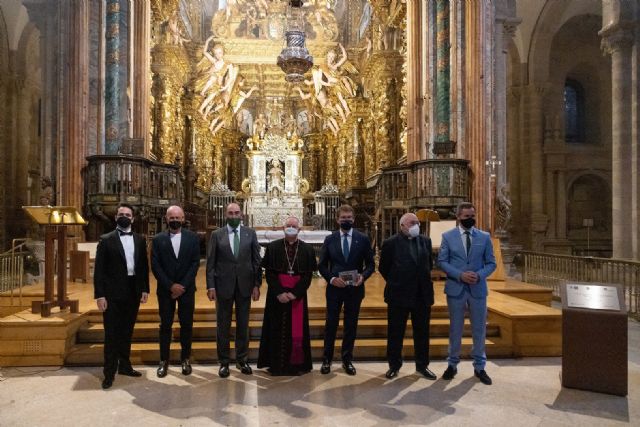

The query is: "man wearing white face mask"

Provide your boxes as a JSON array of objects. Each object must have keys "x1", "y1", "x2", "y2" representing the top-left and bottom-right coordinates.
[
  {"x1": 258, "y1": 216, "x2": 317, "y2": 375},
  {"x1": 378, "y1": 212, "x2": 436, "y2": 380}
]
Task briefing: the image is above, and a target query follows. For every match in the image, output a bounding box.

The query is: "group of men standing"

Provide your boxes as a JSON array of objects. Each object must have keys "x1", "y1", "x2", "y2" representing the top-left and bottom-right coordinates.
[{"x1": 94, "y1": 201, "x2": 495, "y2": 390}]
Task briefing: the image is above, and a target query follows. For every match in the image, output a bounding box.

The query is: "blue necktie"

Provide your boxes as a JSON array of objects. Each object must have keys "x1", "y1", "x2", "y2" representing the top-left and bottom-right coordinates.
[{"x1": 342, "y1": 233, "x2": 350, "y2": 261}]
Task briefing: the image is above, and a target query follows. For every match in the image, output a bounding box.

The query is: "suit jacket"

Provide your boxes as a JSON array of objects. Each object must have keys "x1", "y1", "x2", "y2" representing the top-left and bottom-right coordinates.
[
  {"x1": 93, "y1": 230, "x2": 150, "y2": 300},
  {"x1": 318, "y1": 229, "x2": 375, "y2": 296},
  {"x1": 206, "y1": 225, "x2": 262, "y2": 300},
  {"x1": 437, "y1": 227, "x2": 496, "y2": 298},
  {"x1": 379, "y1": 233, "x2": 434, "y2": 307},
  {"x1": 151, "y1": 229, "x2": 201, "y2": 296}
]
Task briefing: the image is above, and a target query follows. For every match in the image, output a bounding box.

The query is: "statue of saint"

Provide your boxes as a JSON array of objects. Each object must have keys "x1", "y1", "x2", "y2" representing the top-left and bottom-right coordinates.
[
  {"x1": 268, "y1": 159, "x2": 284, "y2": 191},
  {"x1": 253, "y1": 113, "x2": 268, "y2": 139},
  {"x1": 496, "y1": 184, "x2": 512, "y2": 233}
]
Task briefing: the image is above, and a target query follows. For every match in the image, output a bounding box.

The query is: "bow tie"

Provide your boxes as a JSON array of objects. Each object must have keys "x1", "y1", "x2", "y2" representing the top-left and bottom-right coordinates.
[{"x1": 119, "y1": 230, "x2": 133, "y2": 236}]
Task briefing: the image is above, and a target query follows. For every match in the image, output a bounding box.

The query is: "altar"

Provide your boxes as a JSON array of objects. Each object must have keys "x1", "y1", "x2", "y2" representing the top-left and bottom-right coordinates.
[{"x1": 242, "y1": 132, "x2": 310, "y2": 227}]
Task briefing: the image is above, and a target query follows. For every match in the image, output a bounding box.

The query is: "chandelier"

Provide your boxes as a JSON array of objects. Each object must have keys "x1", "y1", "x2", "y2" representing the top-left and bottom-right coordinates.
[{"x1": 277, "y1": 1, "x2": 313, "y2": 82}]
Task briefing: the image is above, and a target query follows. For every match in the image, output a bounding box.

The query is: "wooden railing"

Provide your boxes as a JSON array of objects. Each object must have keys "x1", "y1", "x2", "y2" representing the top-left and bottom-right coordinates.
[
  {"x1": 376, "y1": 159, "x2": 470, "y2": 208},
  {"x1": 518, "y1": 250, "x2": 640, "y2": 319}
]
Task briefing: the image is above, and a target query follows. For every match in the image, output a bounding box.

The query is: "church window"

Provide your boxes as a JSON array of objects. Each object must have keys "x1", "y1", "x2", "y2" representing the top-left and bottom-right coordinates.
[{"x1": 564, "y1": 79, "x2": 585, "y2": 143}]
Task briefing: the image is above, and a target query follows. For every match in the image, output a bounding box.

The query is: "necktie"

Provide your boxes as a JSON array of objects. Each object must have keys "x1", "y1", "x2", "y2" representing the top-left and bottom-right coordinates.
[
  {"x1": 233, "y1": 229, "x2": 240, "y2": 258},
  {"x1": 342, "y1": 233, "x2": 350, "y2": 261},
  {"x1": 119, "y1": 230, "x2": 133, "y2": 236},
  {"x1": 464, "y1": 231, "x2": 471, "y2": 256}
]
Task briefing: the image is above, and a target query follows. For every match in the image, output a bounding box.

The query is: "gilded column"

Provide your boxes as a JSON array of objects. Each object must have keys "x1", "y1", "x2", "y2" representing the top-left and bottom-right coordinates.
[
  {"x1": 105, "y1": 0, "x2": 121, "y2": 154},
  {"x1": 133, "y1": 0, "x2": 151, "y2": 155},
  {"x1": 601, "y1": 28, "x2": 634, "y2": 258}
]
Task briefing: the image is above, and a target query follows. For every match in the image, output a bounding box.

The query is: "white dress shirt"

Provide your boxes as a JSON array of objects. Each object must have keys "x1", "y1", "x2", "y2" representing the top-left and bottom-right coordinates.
[
  {"x1": 227, "y1": 223, "x2": 241, "y2": 255},
  {"x1": 118, "y1": 228, "x2": 135, "y2": 276},
  {"x1": 169, "y1": 231, "x2": 181, "y2": 258},
  {"x1": 458, "y1": 225, "x2": 474, "y2": 254}
]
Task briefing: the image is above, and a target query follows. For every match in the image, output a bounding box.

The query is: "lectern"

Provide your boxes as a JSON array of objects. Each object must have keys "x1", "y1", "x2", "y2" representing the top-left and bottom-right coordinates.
[
  {"x1": 22, "y1": 206, "x2": 87, "y2": 317},
  {"x1": 561, "y1": 282, "x2": 627, "y2": 396}
]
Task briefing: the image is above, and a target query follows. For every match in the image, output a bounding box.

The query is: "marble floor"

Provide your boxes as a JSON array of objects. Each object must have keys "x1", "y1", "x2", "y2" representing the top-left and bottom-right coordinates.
[{"x1": 1, "y1": 319, "x2": 639, "y2": 426}]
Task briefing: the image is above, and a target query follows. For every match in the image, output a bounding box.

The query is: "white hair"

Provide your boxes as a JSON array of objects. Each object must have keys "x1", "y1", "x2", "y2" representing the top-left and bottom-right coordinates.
[
  {"x1": 399, "y1": 212, "x2": 418, "y2": 226},
  {"x1": 283, "y1": 216, "x2": 301, "y2": 227}
]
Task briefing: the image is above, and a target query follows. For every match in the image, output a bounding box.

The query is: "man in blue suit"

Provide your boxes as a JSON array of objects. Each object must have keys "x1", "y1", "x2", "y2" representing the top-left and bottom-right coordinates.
[
  {"x1": 318, "y1": 204, "x2": 375, "y2": 375},
  {"x1": 151, "y1": 205, "x2": 201, "y2": 378},
  {"x1": 438, "y1": 202, "x2": 496, "y2": 385}
]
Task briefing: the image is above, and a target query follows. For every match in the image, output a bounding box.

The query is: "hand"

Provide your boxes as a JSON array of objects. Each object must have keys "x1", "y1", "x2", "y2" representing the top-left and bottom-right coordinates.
[
  {"x1": 96, "y1": 297, "x2": 107, "y2": 312},
  {"x1": 461, "y1": 271, "x2": 479, "y2": 285},
  {"x1": 170, "y1": 283, "x2": 185, "y2": 299},
  {"x1": 277, "y1": 293, "x2": 290, "y2": 303},
  {"x1": 286, "y1": 292, "x2": 296, "y2": 301},
  {"x1": 207, "y1": 288, "x2": 217, "y2": 301},
  {"x1": 331, "y1": 277, "x2": 346, "y2": 288},
  {"x1": 251, "y1": 286, "x2": 260, "y2": 301},
  {"x1": 354, "y1": 274, "x2": 363, "y2": 286},
  {"x1": 140, "y1": 292, "x2": 149, "y2": 304}
]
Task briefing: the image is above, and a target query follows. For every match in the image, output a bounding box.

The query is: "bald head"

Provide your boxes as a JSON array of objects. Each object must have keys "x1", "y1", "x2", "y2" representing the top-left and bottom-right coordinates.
[
  {"x1": 399, "y1": 213, "x2": 420, "y2": 237},
  {"x1": 284, "y1": 216, "x2": 300, "y2": 228},
  {"x1": 166, "y1": 205, "x2": 185, "y2": 232},
  {"x1": 226, "y1": 202, "x2": 242, "y2": 219}
]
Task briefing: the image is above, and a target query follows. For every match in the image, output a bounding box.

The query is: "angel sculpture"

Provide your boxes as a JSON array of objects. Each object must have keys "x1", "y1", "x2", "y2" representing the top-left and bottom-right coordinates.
[
  {"x1": 207, "y1": 76, "x2": 258, "y2": 134},
  {"x1": 167, "y1": 11, "x2": 190, "y2": 46},
  {"x1": 295, "y1": 86, "x2": 340, "y2": 136}
]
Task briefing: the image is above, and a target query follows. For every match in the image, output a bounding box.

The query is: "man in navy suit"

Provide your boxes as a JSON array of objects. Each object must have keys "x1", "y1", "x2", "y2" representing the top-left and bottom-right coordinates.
[
  {"x1": 318, "y1": 204, "x2": 375, "y2": 375},
  {"x1": 438, "y1": 202, "x2": 496, "y2": 385},
  {"x1": 151, "y1": 205, "x2": 201, "y2": 378},
  {"x1": 94, "y1": 203, "x2": 149, "y2": 390}
]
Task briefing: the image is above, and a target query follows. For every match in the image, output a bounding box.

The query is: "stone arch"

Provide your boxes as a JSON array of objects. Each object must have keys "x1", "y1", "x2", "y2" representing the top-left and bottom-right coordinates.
[
  {"x1": 566, "y1": 172, "x2": 611, "y2": 254},
  {"x1": 528, "y1": 0, "x2": 602, "y2": 84},
  {"x1": 545, "y1": 14, "x2": 611, "y2": 146}
]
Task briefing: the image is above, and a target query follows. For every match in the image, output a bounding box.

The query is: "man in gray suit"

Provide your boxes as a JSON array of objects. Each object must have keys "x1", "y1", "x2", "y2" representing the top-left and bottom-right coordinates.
[{"x1": 206, "y1": 202, "x2": 262, "y2": 378}]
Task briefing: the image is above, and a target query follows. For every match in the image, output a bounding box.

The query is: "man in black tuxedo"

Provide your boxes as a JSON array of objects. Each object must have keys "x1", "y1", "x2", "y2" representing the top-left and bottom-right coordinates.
[
  {"x1": 318, "y1": 204, "x2": 375, "y2": 375},
  {"x1": 378, "y1": 212, "x2": 436, "y2": 380},
  {"x1": 94, "y1": 203, "x2": 149, "y2": 390},
  {"x1": 151, "y1": 205, "x2": 201, "y2": 378},
  {"x1": 206, "y1": 202, "x2": 262, "y2": 378}
]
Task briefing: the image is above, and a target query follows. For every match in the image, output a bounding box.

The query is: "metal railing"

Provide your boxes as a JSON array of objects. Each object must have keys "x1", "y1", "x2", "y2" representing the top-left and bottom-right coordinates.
[
  {"x1": 0, "y1": 239, "x2": 29, "y2": 307},
  {"x1": 518, "y1": 250, "x2": 640, "y2": 319}
]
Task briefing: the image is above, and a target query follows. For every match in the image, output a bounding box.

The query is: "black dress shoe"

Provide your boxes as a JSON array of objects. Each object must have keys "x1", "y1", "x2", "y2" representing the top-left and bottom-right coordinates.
[
  {"x1": 101, "y1": 377, "x2": 113, "y2": 389},
  {"x1": 442, "y1": 365, "x2": 457, "y2": 380},
  {"x1": 157, "y1": 361, "x2": 169, "y2": 378},
  {"x1": 118, "y1": 368, "x2": 142, "y2": 377},
  {"x1": 219, "y1": 363, "x2": 230, "y2": 378},
  {"x1": 417, "y1": 367, "x2": 437, "y2": 380},
  {"x1": 342, "y1": 361, "x2": 356, "y2": 376},
  {"x1": 385, "y1": 368, "x2": 399, "y2": 379},
  {"x1": 320, "y1": 360, "x2": 331, "y2": 375},
  {"x1": 181, "y1": 359, "x2": 192, "y2": 376},
  {"x1": 236, "y1": 360, "x2": 253, "y2": 375},
  {"x1": 474, "y1": 369, "x2": 492, "y2": 385}
]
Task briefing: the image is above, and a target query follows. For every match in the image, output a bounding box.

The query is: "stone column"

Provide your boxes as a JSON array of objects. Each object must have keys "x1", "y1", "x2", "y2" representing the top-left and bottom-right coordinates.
[
  {"x1": 105, "y1": 0, "x2": 121, "y2": 154},
  {"x1": 601, "y1": 27, "x2": 634, "y2": 258},
  {"x1": 132, "y1": 0, "x2": 151, "y2": 155},
  {"x1": 62, "y1": 0, "x2": 89, "y2": 210},
  {"x1": 406, "y1": 0, "x2": 423, "y2": 162},
  {"x1": 556, "y1": 169, "x2": 567, "y2": 239},
  {"x1": 525, "y1": 85, "x2": 548, "y2": 250}
]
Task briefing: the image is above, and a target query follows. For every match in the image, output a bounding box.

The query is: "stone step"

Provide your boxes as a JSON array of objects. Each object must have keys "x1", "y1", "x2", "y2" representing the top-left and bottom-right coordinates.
[
  {"x1": 85, "y1": 305, "x2": 453, "y2": 323},
  {"x1": 65, "y1": 337, "x2": 512, "y2": 366},
  {"x1": 77, "y1": 318, "x2": 501, "y2": 343}
]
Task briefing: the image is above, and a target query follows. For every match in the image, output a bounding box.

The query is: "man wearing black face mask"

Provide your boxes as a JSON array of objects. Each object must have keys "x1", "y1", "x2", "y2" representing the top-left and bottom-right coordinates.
[
  {"x1": 94, "y1": 203, "x2": 149, "y2": 389},
  {"x1": 318, "y1": 204, "x2": 375, "y2": 375},
  {"x1": 206, "y1": 202, "x2": 262, "y2": 378},
  {"x1": 151, "y1": 205, "x2": 201, "y2": 378},
  {"x1": 438, "y1": 202, "x2": 496, "y2": 385}
]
